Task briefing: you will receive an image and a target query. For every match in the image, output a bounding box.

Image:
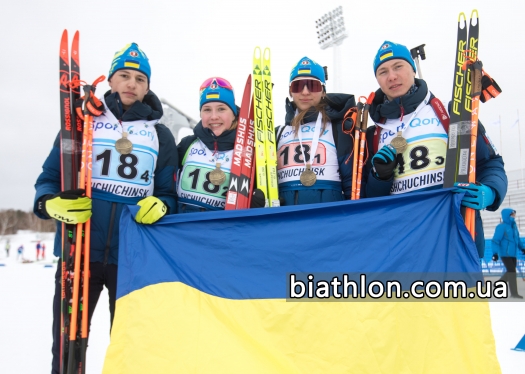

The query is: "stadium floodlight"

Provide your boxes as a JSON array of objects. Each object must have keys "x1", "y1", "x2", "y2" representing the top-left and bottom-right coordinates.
[{"x1": 316, "y1": 6, "x2": 348, "y2": 50}]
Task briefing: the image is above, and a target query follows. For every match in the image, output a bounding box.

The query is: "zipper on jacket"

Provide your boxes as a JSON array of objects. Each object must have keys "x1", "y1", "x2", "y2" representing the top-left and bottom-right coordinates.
[{"x1": 103, "y1": 203, "x2": 117, "y2": 266}]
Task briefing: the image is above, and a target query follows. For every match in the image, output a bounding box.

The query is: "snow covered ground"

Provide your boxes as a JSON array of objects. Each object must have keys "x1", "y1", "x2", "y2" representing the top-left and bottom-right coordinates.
[{"x1": 1, "y1": 231, "x2": 524, "y2": 373}]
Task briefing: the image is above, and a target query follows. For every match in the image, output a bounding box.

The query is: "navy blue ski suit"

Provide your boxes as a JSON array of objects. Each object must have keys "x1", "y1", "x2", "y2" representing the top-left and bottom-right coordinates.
[
  {"x1": 362, "y1": 79, "x2": 507, "y2": 257},
  {"x1": 34, "y1": 90, "x2": 178, "y2": 374}
]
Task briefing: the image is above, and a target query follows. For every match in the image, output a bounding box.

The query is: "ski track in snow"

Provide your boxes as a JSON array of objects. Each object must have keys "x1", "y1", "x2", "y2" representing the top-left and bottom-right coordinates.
[{"x1": 0, "y1": 232, "x2": 524, "y2": 373}]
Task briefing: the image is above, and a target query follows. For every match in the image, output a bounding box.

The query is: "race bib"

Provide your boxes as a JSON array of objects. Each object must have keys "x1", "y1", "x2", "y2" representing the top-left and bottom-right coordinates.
[
  {"x1": 91, "y1": 98, "x2": 159, "y2": 198},
  {"x1": 177, "y1": 140, "x2": 233, "y2": 209},
  {"x1": 277, "y1": 122, "x2": 340, "y2": 187}
]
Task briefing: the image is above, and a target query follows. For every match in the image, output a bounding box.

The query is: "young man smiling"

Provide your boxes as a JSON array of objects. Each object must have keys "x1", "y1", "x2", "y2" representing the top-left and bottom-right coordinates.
[
  {"x1": 362, "y1": 40, "x2": 507, "y2": 258},
  {"x1": 34, "y1": 42, "x2": 178, "y2": 373}
]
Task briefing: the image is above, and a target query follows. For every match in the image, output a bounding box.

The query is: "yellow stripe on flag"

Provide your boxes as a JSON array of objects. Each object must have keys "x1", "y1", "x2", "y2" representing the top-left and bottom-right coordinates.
[{"x1": 103, "y1": 282, "x2": 501, "y2": 374}]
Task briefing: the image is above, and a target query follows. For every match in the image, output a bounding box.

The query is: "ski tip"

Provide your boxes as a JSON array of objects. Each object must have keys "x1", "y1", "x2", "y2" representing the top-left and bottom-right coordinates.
[
  {"x1": 458, "y1": 12, "x2": 467, "y2": 25},
  {"x1": 470, "y1": 9, "x2": 479, "y2": 23},
  {"x1": 60, "y1": 30, "x2": 68, "y2": 58},
  {"x1": 263, "y1": 47, "x2": 271, "y2": 61},
  {"x1": 254, "y1": 47, "x2": 261, "y2": 59}
]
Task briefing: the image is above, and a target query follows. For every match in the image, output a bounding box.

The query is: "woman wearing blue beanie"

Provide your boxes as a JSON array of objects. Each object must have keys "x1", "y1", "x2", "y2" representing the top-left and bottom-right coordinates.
[
  {"x1": 362, "y1": 40, "x2": 507, "y2": 257},
  {"x1": 275, "y1": 57, "x2": 356, "y2": 205},
  {"x1": 177, "y1": 77, "x2": 264, "y2": 212}
]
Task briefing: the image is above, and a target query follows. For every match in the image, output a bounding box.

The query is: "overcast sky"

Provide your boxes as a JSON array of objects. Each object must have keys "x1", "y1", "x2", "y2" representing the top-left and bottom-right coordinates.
[{"x1": 1, "y1": 0, "x2": 522, "y2": 210}]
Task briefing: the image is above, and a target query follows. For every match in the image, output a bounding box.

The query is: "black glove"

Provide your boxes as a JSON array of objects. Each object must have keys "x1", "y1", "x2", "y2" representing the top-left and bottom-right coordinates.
[
  {"x1": 372, "y1": 144, "x2": 397, "y2": 180},
  {"x1": 492, "y1": 254, "x2": 499, "y2": 262},
  {"x1": 250, "y1": 189, "x2": 266, "y2": 208}
]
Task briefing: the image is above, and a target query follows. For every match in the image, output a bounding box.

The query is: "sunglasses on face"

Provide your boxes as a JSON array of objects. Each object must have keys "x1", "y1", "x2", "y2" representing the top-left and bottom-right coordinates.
[
  {"x1": 200, "y1": 77, "x2": 233, "y2": 92},
  {"x1": 289, "y1": 79, "x2": 324, "y2": 93}
]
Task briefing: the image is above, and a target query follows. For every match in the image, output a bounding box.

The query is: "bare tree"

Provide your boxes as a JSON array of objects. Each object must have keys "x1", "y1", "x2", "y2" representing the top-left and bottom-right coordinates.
[
  {"x1": 0, "y1": 209, "x2": 56, "y2": 235},
  {"x1": 0, "y1": 210, "x2": 19, "y2": 236}
]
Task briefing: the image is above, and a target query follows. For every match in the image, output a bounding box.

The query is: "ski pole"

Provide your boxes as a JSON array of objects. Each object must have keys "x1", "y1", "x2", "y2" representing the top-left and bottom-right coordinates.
[
  {"x1": 344, "y1": 99, "x2": 363, "y2": 200},
  {"x1": 67, "y1": 75, "x2": 105, "y2": 374},
  {"x1": 355, "y1": 92, "x2": 375, "y2": 199},
  {"x1": 410, "y1": 44, "x2": 426, "y2": 79}
]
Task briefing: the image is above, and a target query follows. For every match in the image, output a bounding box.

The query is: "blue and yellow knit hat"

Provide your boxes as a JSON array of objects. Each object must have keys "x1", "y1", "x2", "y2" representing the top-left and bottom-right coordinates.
[
  {"x1": 108, "y1": 43, "x2": 151, "y2": 83},
  {"x1": 289, "y1": 56, "x2": 326, "y2": 84},
  {"x1": 199, "y1": 77, "x2": 237, "y2": 116},
  {"x1": 373, "y1": 41, "x2": 416, "y2": 75}
]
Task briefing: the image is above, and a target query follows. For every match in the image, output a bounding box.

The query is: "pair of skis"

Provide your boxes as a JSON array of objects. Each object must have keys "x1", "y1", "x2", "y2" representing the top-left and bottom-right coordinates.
[
  {"x1": 443, "y1": 10, "x2": 481, "y2": 238},
  {"x1": 253, "y1": 47, "x2": 279, "y2": 207},
  {"x1": 59, "y1": 29, "x2": 102, "y2": 374},
  {"x1": 225, "y1": 47, "x2": 279, "y2": 209}
]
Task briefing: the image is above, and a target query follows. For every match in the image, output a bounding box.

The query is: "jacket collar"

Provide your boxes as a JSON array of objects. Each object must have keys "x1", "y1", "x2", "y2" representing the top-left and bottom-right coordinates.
[
  {"x1": 193, "y1": 121, "x2": 237, "y2": 151},
  {"x1": 103, "y1": 90, "x2": 163, "y2": 122},
  {"x1": 369, "y1": 78, "x2": 428, "y2": 122},
  {"x1": 284, "y1": 93, "x2": 356, "y2": 126}
]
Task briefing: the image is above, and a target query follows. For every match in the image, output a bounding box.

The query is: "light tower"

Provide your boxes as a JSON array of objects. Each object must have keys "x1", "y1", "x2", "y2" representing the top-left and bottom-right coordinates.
[{"x1": 315, "y1": 6, "x2": 348, "y2": 92}]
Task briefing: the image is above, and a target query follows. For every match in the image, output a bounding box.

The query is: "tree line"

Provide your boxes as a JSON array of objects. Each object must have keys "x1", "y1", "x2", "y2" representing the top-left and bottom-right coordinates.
[{"x1": 0, "y1": 209, "x2": 56, "y2": 236}]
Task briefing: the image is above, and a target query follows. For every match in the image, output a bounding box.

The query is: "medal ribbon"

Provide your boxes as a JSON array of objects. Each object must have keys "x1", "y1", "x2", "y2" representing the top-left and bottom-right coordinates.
[
  {"x1": 376, "y1": 91, "x2": 432, "y2": 135},
  {"x1": 297, "y1": 112, "x2": 323, "y2": 169}
]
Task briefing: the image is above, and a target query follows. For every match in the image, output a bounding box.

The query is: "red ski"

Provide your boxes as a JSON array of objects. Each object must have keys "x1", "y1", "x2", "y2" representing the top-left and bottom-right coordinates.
[{"x1": 226, "y1": 75, "x2": 255, "y2": 209}]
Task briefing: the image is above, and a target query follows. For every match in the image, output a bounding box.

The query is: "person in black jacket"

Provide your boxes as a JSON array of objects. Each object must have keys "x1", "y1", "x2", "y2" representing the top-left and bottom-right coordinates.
[
  {"x1": 34, "y1": 43, "x2": 178, "y2": 374},
  {"x1": 275, "y1": 57, "x2": 356, "y2": 205},
  {"x1": 362, "y1": 40, "x2": 507, "y2": 257}
]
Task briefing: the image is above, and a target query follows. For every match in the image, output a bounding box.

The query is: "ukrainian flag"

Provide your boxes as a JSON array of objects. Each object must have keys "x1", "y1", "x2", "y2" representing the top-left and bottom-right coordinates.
[
  {"x1": 103, "y1": 189, "x2": 500, "y2": 373},
  {"x1": 206, "y1": 92, "x2": 220, "y2": 99},
  {"x1": 380, "y1": 51, "x2": 394, "y2": 61},
  {"x1": 298, "y1": 68, "x2": 311, "y2": 74},
  {"x1": 124, "y1": 59, "x2": 140, "y2": 69}
]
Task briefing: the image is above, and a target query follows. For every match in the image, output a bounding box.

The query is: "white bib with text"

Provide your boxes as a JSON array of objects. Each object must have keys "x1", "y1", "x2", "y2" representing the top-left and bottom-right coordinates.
[
  {"x1": 91, "y1": 98, "x2": 159, "y2": 199},
  {"x1": 376, "y1": 100, "x2": 447, "y2": 195},
  {"x1": 277, "y1": 121, "x2": 340, "y2": 189},
  {"x1": 177, "y1": 139, "x2": 233, "y2": 209}
]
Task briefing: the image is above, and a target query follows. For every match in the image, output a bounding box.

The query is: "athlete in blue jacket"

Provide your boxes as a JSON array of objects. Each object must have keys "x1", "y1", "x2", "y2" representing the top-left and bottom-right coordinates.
[
  {"x1": 362, "y1": 41, "x2": 507, "y2": 257},
  {"x1": 34, "y1": 43, "x2": 178, "y2": 374},
  {"x1": 492, "y1": 208, "x2": 524, "y2": 298},
  {"x1": 276, "y1": 57, "x2": 356, "y2": 205}
]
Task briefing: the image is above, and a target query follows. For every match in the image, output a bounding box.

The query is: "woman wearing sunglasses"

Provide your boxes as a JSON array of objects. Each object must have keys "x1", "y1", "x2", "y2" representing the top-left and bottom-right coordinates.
[
  {"x1": 177, "y1": 77, "x2": 264, "y2": 212},
  {"x1": 276, "y1": 56, "x2": 356, "y2": 205}
]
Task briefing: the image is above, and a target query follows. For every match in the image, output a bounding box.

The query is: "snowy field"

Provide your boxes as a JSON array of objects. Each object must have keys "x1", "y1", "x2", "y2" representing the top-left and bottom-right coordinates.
[{"x1": 1, "y1": 231, "x2": 525, "y2": 374}]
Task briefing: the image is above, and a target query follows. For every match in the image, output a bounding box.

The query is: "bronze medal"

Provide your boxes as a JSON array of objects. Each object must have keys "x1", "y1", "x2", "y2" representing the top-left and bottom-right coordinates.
[
  {"x1": 115, "y1": 132, "x2": 133, "y2": 155},
  {"x1": 209, "y1": 162, "x2": 226, "y2": 186},
  {"x1": 390, "y1": 131, "x2": 408, "y2": 153},
  {"x1": 300, "y1": 163, "x2": 317, "y2": 187}
]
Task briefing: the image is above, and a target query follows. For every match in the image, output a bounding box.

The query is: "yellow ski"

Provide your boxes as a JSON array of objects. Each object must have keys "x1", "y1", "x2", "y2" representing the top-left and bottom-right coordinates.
[
  {"x1": 253, "y1": 47, "x2": 268, "y2": 205},
  {"x1": 261, "y1": 48, "x2": 279, "y2": 206}
]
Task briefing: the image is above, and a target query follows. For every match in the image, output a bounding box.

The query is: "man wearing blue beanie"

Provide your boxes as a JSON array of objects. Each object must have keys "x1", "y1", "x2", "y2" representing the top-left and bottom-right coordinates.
[
  {"x1": 362, "y1": 40, "x2": 507, "y2": 258},
  {"x1": 34, "y1": 42, "x2": 178, "y2": 373}
]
